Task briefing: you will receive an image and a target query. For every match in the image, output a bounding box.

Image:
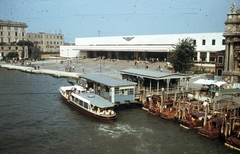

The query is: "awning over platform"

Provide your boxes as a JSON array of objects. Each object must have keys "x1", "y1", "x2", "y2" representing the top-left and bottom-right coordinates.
[{"x1": 193, "y1": 79, "x2": 226, "y2": 87}]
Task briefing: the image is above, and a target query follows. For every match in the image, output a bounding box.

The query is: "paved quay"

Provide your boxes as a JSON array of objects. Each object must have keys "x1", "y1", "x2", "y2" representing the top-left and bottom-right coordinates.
[
  {"x1": 0, "y1": 58, "x2": 205, "y2": 88},
  {"x1": 0, "y1": 58, "x2": 173, "y2": 78}
]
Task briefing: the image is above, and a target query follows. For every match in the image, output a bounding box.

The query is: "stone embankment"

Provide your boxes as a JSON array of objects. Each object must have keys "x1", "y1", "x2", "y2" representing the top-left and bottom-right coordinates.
[{"x1": 0, "y1": 63, "x2": 79, "y2": 78}]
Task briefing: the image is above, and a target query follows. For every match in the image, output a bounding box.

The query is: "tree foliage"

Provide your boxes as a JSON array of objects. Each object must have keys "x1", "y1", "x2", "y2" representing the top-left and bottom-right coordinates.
[
  {"x1": 169, "y1": 38, "x2": 196, "y2": 73},
  {"x1": 17, "y1": 40, "x2": 34, "y2": 59},
  {"x1": 6, "y1": 52, "x2": 19, "y2": 60},
  {"x1": 30, "y1": 45, "x2": 41, "y2": 60}
]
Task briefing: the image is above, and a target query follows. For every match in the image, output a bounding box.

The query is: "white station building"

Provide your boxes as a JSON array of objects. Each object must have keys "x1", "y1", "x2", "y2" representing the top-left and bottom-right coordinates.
[{"x1": 60, "y1": 32, "x2": 225, "y2": 62}]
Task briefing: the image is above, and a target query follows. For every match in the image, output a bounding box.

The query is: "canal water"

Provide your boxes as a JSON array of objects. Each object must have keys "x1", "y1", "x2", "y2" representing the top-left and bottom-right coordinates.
[{"x1": 0, "y1": 68, "x2": 239, "y2": 154}]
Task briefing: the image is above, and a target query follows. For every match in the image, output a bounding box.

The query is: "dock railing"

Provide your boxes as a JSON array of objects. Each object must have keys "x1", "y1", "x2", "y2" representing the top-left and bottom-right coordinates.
[{"x1": 136, "y1": 86, "x2": 197, "y2": 98}]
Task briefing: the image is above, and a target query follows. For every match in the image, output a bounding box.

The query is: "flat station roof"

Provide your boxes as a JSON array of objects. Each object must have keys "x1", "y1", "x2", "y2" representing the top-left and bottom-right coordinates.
[
  {"x1": 120, "y1": 68, "x2": 191, "y2": 80},
  {"x1": 79, "y1": 73, "x2": 137, "y2": 87}
]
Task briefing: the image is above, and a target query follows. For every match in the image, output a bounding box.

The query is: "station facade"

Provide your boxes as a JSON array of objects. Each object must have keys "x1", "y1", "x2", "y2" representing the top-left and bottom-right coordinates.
[{"x1": 60, "y1": 32, "x2": 225, "y2": 62}]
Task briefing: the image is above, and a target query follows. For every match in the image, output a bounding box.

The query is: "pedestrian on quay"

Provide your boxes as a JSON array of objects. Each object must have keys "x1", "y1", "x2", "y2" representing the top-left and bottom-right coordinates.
[{"x1": 72, "y1": 65, "x2": 74, "y2": 71}]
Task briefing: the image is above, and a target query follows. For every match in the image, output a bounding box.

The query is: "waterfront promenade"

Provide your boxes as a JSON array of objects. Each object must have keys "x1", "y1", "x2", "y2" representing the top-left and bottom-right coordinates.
[
  {"x1": 0, "y1": 58, "x2": 172, "y2": 78},
  {"x1": 0, "y1": 58, "x2": 205, "y2": 89}
]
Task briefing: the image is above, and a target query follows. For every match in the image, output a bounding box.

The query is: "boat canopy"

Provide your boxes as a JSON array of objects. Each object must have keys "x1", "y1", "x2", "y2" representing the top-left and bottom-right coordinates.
[{"x1": 193, "y1": 79, "x2": 226, "y2": 87}]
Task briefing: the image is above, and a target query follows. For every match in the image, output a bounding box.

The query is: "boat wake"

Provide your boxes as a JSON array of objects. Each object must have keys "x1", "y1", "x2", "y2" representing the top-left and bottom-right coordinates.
[{"x1": 97, "y1": 124, "x2": 153, "y2": 139}]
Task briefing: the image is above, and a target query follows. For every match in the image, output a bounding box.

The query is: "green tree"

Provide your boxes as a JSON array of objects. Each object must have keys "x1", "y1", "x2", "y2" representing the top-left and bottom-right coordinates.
[
  {"x1": 17, "y1": 40, "x2": 26, "y2": 59},
  {"x1": 6, "y1": 52, "x2": 19, "y2": 60},
  {"x1": 31, "y1": 44, "x2": 41, "y2": 60},
  {"x1": 169, "y1": 38, "x2": 196, "y2": 73},
  {"x1": 26, "y1": 40, "x2": 34, "y2": 59},
  {"x1": 16, "y1": 40, "x2": 34, "y2": 59}
]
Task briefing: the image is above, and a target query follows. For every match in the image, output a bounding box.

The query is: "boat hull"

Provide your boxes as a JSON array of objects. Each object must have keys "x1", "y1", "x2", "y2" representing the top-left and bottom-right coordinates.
[
  {"x1": 225, "y1": 136, "x2": 240, "y2": 151},
  {"x1": 179, "y1": 119, "x2": 203, "y2": 129},
  {"x1": 197, "y1": 127, "x2": 220, "y2": 138}
]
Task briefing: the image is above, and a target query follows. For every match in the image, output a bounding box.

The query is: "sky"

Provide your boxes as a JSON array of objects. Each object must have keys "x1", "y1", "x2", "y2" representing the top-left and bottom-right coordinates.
[{"x1": 0, "y1": 0, "x2": 239, "y2": 42}]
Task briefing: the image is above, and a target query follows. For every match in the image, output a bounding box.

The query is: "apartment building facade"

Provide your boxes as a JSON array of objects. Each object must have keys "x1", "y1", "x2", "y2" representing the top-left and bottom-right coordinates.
[
  {"x1": 27, "y1": 32, "x2": 64, "y2": 53},
  {"x1": 0, "y1": 20, "x2": 28, "y2": 59}
]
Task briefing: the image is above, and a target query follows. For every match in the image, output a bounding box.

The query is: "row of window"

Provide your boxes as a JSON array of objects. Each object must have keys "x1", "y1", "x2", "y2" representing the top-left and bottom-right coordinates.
[
  {"x1": 34, "y1": 40, "x2": 63, "y2": 45},
  {"x1": 28, "y1": 34, "x2": 63, "y2": 39},
  {"x1": 0, "y1": 31, "x2": 25, "y2": 36},
  {"x1": 193, "y1": 39, "x2": 225, "y2": 45},
  {"x1": 115, "y1": 88, "x2": 134, "y2": 95},
  {"x1": 72, "y1": 96, "x2": 89, "y2": 109},
  {"x1": 0, "y1": 26, "x2": 25, "y2": 31},
  {"x1": 1, "y1": 46, "x2": 22, "y2": 50},
  {"x1": 0, "y1": 31, "x2": 62, "y2": 40}
]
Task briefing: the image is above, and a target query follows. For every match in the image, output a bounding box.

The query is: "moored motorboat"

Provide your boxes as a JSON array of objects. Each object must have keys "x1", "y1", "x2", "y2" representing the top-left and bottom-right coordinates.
[
  {"x1": 59, "y1": 85, "x2": 117, "y2": 122},
  {"x1": 159, "y1": 100, "x2": 175, "y2": 119},
  {"x1": 197, "y1": 114, "x2": 223, "y2": 138},
  {"x1": 179, "y1": 112, "x2": 206, "y2": 129},
  {"x1": 225, "y1": 131, "x2": 240, "y2": 152}
]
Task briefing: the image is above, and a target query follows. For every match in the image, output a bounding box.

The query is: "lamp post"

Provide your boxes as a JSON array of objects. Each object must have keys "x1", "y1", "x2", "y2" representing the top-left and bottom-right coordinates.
[
  {"x1": 145, "y1": 50, "x2": 147, "y2": 69},
  {"x1": 167, "y1": 49, "x2": 170, "y2": 62},
  {"x1": 100, "y1": 50, "x2": 102, "y2": 73}
]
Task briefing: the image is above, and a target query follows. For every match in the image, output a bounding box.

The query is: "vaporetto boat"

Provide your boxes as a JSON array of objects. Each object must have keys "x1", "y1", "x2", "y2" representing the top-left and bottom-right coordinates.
[{"x1": 59, "y1": 85, "x2": 117, "y2": 122}]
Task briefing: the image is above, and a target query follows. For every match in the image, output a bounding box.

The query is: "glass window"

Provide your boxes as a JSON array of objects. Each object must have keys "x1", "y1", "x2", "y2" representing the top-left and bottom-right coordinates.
[
  {"x1": 212, "y1": 39, "x2": 215, "y2": 45},
  {"x1": 193, "y1": 39, "x2": 196, "y2": 45},
  {"x1": 218, "y1": 56, "x2": 223, "y2": 63},
  {"x1": 222, "y1": 39, "x2": 225, "y2": 45},
  {"x1": 79, "y1": 100, "x2": 83, "y2": 106},
  {"x1": 202, "y1": 39, "x2": 206, "y2": 45},
  {"x1": 84, "y1": 102, "x2": 88, "y2": 109}
]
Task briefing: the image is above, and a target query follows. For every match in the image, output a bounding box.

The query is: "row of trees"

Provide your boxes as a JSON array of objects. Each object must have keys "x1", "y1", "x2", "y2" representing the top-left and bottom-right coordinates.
[{"x1": 3, "y1": 40, "x2": 41, "y2": 60}]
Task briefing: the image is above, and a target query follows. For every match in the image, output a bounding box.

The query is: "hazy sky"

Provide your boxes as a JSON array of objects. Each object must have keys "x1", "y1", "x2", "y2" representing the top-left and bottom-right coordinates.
[{"x1": 0, "y1": 0, "x2": 239, "y2": 42}]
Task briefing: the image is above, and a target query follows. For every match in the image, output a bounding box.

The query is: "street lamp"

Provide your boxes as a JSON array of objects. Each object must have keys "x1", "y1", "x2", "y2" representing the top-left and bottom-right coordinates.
[
  {"x1": 99, "y1": 50, "x2": 102, "y2": 73},
  {"x1": 167, "y1": 49, "x2": 169, "y2": 62}
]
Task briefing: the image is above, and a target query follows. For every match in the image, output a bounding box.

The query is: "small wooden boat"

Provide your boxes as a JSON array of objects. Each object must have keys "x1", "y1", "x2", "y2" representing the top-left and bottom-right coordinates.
[
  {"x1": 159, "y1": 100, "x2": 175, "y2": 119},
  {"x1": 179, "y1": 112, "x2": 207, "y2": 129},
  {"x1": 197, "y1": 114, "x2": 223, "y2": 138},
  {"x1": 225, "y1": 131, "x2": 240, "y2": 152},
  {"x1": 59, "y1": 85, "x2": 117, "y2": 122}
]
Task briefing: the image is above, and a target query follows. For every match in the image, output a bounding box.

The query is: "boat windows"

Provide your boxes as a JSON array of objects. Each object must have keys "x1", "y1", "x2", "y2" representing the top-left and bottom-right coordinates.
[
  {"x1": 71, "y1": 96, "x2": 75, "y2": 102},
  {"x1": 76, "y1": 99, "x2": 80, "y2": 104},
  {"x1": 79, "y1": 100, "x2": 83, "y2": 106},
  {"x1": 84, "y1": 102, "x2": 88, "y2": 109}
]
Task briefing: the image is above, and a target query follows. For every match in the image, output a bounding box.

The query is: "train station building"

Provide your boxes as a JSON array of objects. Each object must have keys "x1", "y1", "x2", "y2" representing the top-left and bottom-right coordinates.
[{"x1": 60, "y1": 32, "x2": 225, "y2": 62}]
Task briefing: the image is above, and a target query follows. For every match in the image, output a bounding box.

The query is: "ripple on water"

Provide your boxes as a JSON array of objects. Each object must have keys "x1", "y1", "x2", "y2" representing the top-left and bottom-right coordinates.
[{"x1": 97, "y1": 123, "x2": 153, "y2": 139}]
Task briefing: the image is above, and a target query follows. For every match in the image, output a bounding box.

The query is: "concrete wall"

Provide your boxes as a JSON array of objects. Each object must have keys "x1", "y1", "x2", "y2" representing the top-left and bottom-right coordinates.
[{"x1": 60, "y1": 46, "x2": 81, "y2": 58}]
